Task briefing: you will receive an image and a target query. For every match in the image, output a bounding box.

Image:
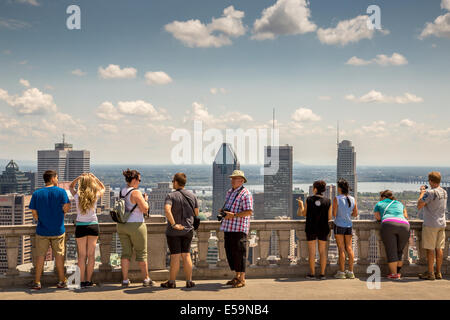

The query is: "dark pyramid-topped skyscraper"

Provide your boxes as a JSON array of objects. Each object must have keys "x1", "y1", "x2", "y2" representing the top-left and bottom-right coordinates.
[
  {"x1": 212, "y1": 143, "x2": 240, "y2": 215},
  {"x1": 0, "y1": 160, "x2": 31, "y2": 195}
]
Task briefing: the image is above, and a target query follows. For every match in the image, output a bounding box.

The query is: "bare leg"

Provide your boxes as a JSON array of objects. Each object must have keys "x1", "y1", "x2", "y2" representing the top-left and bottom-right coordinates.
[
  {"x1": 388, "y1": 262, "x2": 398, "y2": 275},
  {"x1": 86, "y1": 236, "x2": 98, "y2": 282},
  {"x1": 344, "y1": 235, "x2": 354, "y2": 272},
  {"x1": 435, "y1": 249, "x2": 443, "y2": 274},
  {"x1": 34, "y1": 256, "x2": 45, "y2": 283},
  {"x1": 121, "y1": 259, "x2": 129, "y2": 281},
  {"x1": 318, "y1": 240, "x2": 328, "y2": 275},
  {"x1": 76, "y1": 237, "x2": 87, "y2": 282},
  {"x1": 54, "y1": 254, "x2": 65, "y2": 282},
  {"x1": 181, "y1": 253, "x2": 193, "y2": 281},
  {"x1": 335, "y1": 235, "x2": 345, "y2": 272},
  {"x1": 427, "y1": 249, "x2": 435, "y2": 274},
  {"x1": 307, "y1": 240, "x2": 316, "y2": 275},
  {"x1": 169, "y1": 254, "x2": 181, "y2": 281},
  {"x1": 139, "y1": 260, "x2": 149, "y2": 280}
]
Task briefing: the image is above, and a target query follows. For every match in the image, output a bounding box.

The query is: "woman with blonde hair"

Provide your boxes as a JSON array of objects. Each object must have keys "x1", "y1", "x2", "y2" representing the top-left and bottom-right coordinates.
[{"x1": 69, "y1": 173, "x2": 105, "y2": 288}]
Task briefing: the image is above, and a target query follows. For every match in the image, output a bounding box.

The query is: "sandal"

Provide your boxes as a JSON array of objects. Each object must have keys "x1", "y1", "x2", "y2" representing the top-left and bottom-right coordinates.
[
  {"x1": 232, "y1": 279, "x2": 246, "y2": 288},
  {"x1": 226, "y1": 277, "x2": 239, "y2": 285},
  {"x1": 160, "y1": 280, "x2": 176, "y2": 288}
]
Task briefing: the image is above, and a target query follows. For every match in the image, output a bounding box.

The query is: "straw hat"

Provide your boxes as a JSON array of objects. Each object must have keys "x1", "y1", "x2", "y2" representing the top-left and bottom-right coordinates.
[{"x1": 229, "y1": 170, "x2": 247, "y2": 183}]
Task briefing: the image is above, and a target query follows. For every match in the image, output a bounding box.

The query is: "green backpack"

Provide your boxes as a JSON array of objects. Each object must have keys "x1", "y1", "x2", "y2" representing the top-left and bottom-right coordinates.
[{"x1": 110, "y1": 188, "x2": 137, "y2": 224}]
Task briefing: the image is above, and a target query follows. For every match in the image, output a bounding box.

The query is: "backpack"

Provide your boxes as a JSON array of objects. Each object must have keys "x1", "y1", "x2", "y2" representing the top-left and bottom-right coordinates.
[{"x1": 110, "y1": 188, "x2": 138, "y2": 224}]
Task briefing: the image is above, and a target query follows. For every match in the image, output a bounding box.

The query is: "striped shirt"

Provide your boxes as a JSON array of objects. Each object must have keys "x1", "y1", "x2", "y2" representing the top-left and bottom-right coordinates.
[{"x1": 220, "y1": 186, "x2": 253, "y2": 234}]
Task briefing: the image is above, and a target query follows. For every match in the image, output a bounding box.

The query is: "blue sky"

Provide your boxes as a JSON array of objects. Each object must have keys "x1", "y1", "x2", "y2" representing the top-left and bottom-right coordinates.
[{"x1": 1, "y1": 0, "x2": 450, "y2": 165}]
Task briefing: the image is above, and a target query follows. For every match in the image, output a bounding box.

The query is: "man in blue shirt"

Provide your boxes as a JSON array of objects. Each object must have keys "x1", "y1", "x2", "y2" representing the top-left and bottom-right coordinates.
[{"x1": 29, "y1": 170, "x2": 71, "y2": 290}]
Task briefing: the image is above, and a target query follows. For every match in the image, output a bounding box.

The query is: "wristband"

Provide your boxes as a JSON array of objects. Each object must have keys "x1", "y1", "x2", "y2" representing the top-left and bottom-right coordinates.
[{"x1": 171, "y1": 223, "x2": 176, "y2": 228}]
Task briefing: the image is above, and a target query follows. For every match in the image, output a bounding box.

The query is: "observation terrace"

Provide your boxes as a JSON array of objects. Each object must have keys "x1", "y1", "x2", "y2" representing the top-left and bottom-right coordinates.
[{"x1": 0, "y1": 220, "x2": 449, "y2": 300}]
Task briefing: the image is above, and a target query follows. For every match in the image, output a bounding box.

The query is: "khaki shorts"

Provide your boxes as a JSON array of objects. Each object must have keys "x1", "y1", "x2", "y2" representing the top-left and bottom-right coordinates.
[
  {"x1": 36, "y1": 234, "x2": 65, "y2": 257},
  {"x1": 422, "y1": 226, "x2": 446, "y2": 250}
]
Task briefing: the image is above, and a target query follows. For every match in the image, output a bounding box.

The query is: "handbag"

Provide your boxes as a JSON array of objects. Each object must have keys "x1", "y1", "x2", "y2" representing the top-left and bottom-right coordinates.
[{"x1": 177, "y1": 190, "x2": 200, "y2": 230}]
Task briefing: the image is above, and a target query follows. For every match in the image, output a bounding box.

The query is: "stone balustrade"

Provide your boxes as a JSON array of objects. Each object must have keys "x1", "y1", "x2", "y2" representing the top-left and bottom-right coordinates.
[{"x1": 0, "y1": 220, "x2": 448, "y2": 287}]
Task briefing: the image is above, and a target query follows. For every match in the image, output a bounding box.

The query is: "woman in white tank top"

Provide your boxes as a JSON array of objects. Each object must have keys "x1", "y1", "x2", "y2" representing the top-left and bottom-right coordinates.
[
  {"x1": 69, "y1": 173, "x2": 105, "y2": 288},
  {"x1": 117, "y1": 169, "x2": 153, "y2": 287}
]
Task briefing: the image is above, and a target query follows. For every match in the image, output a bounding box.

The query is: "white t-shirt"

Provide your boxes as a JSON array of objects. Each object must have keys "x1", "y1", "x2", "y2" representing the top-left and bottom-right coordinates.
[{"x1": 74, "y1": 193, "x2": 99, "y2": 224}]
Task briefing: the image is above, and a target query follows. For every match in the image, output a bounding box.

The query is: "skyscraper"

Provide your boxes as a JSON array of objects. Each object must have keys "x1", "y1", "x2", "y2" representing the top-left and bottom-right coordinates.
[
  {"x1": 37, "y1": 136, "x2": 90, "y2": 188},
  {"x1": 0, "y1": 160, "x2": 31, "y2": 195},
  {"x1": 0, "y1": 194, "x2": 33, "y2": 272},
  {"x1": 149, "y1": 182, "x2": 172, "y2": 215},
  {"x1": 263, "y1": 145, "x2": 293, "y2": 219},
  {"x1": 337, "y1": 140, "x2": 357, "y2": 198},
  {"x1": 212, "y1": 143, "x2": 240, "y2": 215}
]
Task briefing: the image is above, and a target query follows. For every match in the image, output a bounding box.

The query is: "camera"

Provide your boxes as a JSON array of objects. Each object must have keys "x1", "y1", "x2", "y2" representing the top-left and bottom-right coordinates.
[
  {"x1": 217, "y1": 209, "x2": 227, "y2": 221},
  {"x1": 422, "y1": 185, "x2": 429, "y2": 190}
]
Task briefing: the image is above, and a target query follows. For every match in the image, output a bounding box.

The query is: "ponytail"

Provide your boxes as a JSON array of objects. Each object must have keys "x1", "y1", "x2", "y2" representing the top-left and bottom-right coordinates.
[{"x1": 346, "y1": 195, "x2": 351, "y2": 208}]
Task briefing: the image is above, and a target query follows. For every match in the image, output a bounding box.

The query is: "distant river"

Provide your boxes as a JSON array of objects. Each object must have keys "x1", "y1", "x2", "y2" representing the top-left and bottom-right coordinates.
[{"x1": 185, "y1": 182, "x2": 423, "y2": 195}]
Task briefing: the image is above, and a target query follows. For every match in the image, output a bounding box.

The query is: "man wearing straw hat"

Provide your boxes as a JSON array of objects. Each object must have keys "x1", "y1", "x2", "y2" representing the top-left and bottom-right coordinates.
[{"x1": 219, "y1": 170, "x2": 253, "y2": 288}]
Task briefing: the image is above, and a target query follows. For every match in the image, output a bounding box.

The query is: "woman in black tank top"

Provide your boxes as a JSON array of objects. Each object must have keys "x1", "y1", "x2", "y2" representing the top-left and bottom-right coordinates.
[{"x1": 297, "y1": 180, "x2": 332, "y2": 279}]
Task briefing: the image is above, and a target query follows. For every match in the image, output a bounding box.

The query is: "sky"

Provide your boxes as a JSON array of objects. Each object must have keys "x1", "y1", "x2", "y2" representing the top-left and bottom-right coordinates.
[{"x1": 0, "y1": 0, "x2": 450, "y2": 166}]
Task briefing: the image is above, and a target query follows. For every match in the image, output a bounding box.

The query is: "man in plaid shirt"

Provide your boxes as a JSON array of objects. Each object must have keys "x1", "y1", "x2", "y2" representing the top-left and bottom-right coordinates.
[{"x1": 219, "y1": 170, "x2": 253, "y2": 288}]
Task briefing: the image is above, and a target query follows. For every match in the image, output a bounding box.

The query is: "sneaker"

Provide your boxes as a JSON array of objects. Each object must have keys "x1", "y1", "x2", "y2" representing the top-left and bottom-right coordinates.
[
  {"x1": 334, "y1": 271, "x2": 346, "y2": 279},
  {"x1": 30, "y1": 282, "x2": 41, "y2": 291},
  {"x1": 80, "y1": 281, "x2": 86, "y2": 288},
  {"x1": 56, "y1": 278, "x2": 68, "y2": 288},
  {"x1": 305, "y1": 274, "x2": 316, "y2": 280},
  {"x1": 121, "y1": 279, "x2": 131, "y2": 287},
  {"x1": 319, "y1": 274, "x2": 326, "y2": 280},
  {"x1": 84, "y1": 281, "x2": 94, "y2": 288},
  {"x1": 186, "y1": 280, "x2": 196, "y2": 288},
  {"x1": 387, "y1": 273, "x2": 401, "y2": 280},
  {"x1": 226, "y1": 278, "x2": 239, "y2": 286},
  {"x1": 345, "y1": 271, "x2": 355, "y2": 279},
  {"x1": 160, "y1": 280, "x2": 176, "y2": 288},
  {"x1": 435, "y1": 272, "x2": 443, "y2": 280},
  {"x1": 418, "y1": 271, "x2": 435, "y2": 280},
  {"x1": 143, "y1": 278, "x2": 154, "y2": 287}
]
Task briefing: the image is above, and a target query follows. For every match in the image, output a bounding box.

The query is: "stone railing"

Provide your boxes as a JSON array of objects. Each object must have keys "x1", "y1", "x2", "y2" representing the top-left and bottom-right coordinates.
[{"x1": 0, "y1": 220, "x2": 448, "y2": 287}]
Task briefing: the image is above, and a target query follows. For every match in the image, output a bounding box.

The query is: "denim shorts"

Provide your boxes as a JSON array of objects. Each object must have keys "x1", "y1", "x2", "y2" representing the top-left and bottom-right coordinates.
[{"x1": 334, "y1": 225, "x2": 352, "y2": 235}]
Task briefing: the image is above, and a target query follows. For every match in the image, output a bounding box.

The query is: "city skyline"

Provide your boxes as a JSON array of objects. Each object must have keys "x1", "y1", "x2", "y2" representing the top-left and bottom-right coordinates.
[{"x1": 1, "y1": 0, "x2": 450, "y2": 166}]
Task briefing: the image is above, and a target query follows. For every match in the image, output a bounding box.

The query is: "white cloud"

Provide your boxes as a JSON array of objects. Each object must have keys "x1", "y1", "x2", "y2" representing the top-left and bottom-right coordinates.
[
  {"x1": 345, "y1": 56, "x2": 372, "y2": 66},
  {"x1": 96, "y1": 100, "x2": 170, "y2": 121},
  {"x1": 346, "y1": 53, "x2": 408, "y2": 66},
  {"x1": 71, "y1": 69, "x2": 87, "y2": 76},
  {"x1": 345, "y1": 90, "x2": 423, "y2": 104},
  {"x1": 420, "y1": 13, "x2": 450, "y2": 39},
  {"x1": 317, "y1": 15, "x2": 388, "y2": 46},
  {"x1": 442, "y1": 0, "x2": 450, "y2": 10},
  {"x1": 96, "y1": 102, "x2": 123, "y2": 121},
  {"x1": 183, "y1": 102, "x2": 253, "y2": 128},
  {"x1": 0, "y1": 86, "x2": 57, "y2": 115},
  {"x1": 400, "y1": 119, "x2": 416, "y2": 127},
  {"x1": 0, "y1": 18, "x2": 31, "y2": 30},
  {"x1": 251, "y1": 0, "x2": 316, "y2": 40},
  {"x1": 15, "y1": 0, "x2": 40, "y2": 6},
  {"x1": 98, "y1": 64, "x2": 137, "y2": 79},
  {"x1": 210, "y1": 88, "x2": 226, "y2": 94},
  {"x1": 145, "y1": 71, "x2": 173, "y2": 85},
  {"x1": 359, "y1": 121, "x2": 387, "y2": 135},
  {"x1": 291, "y1": 107, "x2": 321, "y2": 122},
  {"x1": 19, "y1": 60, "x2": 28, "y2": 65},
  {"x1": 318, "y1": 96, "x2": 331, "y2": 101},
  {"x1": 164, "y1": 6, "x2": 246, "y2": 48},
  {"x1": 19, "y1": 79, "x2": 30, "y2": 87}
]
